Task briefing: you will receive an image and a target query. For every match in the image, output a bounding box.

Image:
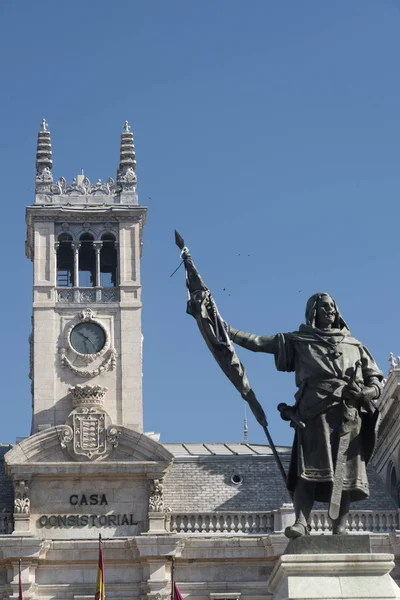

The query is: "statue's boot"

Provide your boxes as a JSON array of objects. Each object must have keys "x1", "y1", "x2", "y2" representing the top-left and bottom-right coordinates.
[
  {"x1": 285, "y1": 480, "x2": 315, "y2": 539},
  {"x1": 332, "y1": 492, "x2": 350, "y2": 535}
]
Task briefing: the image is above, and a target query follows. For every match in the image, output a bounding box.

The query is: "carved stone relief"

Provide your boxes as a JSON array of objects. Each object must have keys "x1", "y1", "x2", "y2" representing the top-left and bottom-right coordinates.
[
  {"x1": 14, "y1": 481, "x2": 30, "y2": 514},
  {"x1": 58, "y1": 385, "x2": 122, "y2": 461},
  {"x1": 149, "y1": 479, "x2": 164, "y2": 512}
]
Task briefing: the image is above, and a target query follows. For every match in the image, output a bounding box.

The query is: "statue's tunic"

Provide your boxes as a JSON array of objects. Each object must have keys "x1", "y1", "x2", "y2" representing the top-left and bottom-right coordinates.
[{"x1": 274, "y1": 328, "x2": 382, "y2": 502}]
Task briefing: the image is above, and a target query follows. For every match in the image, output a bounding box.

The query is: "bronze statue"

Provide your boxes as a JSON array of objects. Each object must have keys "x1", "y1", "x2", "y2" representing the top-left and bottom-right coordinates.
[{"x1": 228, "y1": 292, "x2": 383, "y2": 537}]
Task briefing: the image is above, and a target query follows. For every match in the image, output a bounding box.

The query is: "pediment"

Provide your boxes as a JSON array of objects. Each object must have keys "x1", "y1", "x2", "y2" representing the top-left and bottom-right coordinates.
[{"x1": 5, "y1": 426, "x2": 173, "y2": 475}]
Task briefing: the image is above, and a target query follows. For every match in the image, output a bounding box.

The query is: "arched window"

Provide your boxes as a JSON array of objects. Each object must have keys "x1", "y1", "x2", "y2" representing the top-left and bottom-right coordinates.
[
  {"x1": 79, "y1": 233, "x2": 96, "y2": 287},
  {"x1": 57, "y1": 233, "x2": 74, "y2": 287},
  {"x1": 100, "y1": 233, "x2": 117, "y2": 287}
]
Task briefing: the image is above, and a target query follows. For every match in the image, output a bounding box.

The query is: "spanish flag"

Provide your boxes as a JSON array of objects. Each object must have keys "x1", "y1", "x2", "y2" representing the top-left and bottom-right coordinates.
[{"x1": 95, "y1": 535, "x2": 105, "y2": 600}]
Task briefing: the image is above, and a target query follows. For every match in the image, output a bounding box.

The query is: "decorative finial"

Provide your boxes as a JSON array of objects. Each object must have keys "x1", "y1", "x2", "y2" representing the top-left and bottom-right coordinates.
[
  {"x1": 117, "y1": 120, "x2": 137, "y2": 193},
  {"x1": 35, "y1": 118, "x2": 53, "y2": 191}
]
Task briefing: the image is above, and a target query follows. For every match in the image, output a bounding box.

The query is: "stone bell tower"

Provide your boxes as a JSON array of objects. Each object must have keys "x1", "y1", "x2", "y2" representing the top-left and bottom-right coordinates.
[{"x1": 26, "y1": 120, "x2": 147, "y2": 434}]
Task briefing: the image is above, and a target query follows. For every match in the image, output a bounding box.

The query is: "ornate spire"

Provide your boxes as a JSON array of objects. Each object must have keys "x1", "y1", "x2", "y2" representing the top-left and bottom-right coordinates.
[
  {"x1": 117, "y1": 121, "x2": 137, "y2": 192},
  {"x1": 35, "y1": 118, "x2": 53, "y2": 192}
]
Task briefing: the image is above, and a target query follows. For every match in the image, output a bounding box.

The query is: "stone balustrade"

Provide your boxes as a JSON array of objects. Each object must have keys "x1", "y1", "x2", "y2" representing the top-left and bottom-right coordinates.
[
  {"x1": 56, "y1": 288, "x2": 120, "y2": 304},
  {"x1": 310, "y1": 509, "x2": 399, "y2": 533},
  {"x1": 169, "y1": 511, "x2": 274, "y2": 534},
  {"x1": 168, "y1": 508, "x2": 399, "y2": 534}
]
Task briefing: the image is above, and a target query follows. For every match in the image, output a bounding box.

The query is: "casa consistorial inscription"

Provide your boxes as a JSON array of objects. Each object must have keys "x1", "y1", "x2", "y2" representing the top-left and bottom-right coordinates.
[{"x1": 38, "y1": 493, "x2": 138, "y2": 529}]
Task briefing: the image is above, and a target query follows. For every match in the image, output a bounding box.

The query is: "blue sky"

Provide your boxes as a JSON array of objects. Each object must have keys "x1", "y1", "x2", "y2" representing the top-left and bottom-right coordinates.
[{"x1": 0, "y1": 1, "x2": 400, "y2": 446}]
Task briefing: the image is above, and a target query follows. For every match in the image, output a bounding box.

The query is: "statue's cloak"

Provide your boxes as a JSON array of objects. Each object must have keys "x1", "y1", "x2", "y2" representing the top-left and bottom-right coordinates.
[{"x1": 275, "y1": 293, "x2": 383, "y2": 502}]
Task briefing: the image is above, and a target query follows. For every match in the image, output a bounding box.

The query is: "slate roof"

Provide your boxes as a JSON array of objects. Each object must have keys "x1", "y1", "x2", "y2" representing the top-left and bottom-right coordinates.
[
  {"x1": 163, "y1": 443, "x2": 398, "y2": 513},
  {"x1": 0, "y1": 441, "x2": 396, "y2": 517}
]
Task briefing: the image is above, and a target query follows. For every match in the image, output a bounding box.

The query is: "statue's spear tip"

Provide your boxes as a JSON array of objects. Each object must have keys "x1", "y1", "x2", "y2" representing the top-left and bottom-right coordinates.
[{"x1": 174, "y1": 230, "x2": 185, "y2": 250}]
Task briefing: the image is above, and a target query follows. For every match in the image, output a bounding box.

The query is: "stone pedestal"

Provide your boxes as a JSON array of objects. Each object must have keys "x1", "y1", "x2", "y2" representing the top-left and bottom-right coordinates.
[{"x1": 268, "y1": 536, "x2": 400, "y2": 600}]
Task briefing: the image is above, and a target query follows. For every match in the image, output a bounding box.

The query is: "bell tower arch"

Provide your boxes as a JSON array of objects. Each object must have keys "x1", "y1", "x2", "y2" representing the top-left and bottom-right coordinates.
[{"x1": 26, "y1": 120, "x2": 147, "y2": 434}]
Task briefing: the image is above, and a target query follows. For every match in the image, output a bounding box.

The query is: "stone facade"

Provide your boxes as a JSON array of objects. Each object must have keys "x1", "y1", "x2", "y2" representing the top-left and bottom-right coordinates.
[
  {"x1": 27, "y1": 120, "x2": 146, "y2": 434},
  {"x1": 0, "y1": 121, "x2": 399, "y2": 600}
]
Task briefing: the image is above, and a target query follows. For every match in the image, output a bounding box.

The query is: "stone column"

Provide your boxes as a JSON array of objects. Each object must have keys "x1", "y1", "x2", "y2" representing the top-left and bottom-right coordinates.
[
  {"x1": 72, "y1": 243, "x2": 81, "y2": 287},
  {"x1": 54, "y1": 241, "x2": 60, "y2": 287},
  {"x1": 114, "y1": 240, "x2": 119, "y2": 286},
  {"x1": 93, "y1": 241, "x2": 103, "y2": 287}
]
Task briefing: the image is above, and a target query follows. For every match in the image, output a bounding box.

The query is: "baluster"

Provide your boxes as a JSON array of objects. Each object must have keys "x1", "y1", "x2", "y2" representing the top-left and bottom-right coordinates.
[
  {"x1": 170, "y1": 514, "x2": 177, "y2": 533},
  {"x1": 354, "y1": 513, "x2": 360, "y2": 531},
  {"x1": 360, "y1": 513, "x2": 366, "y2": 532},
  {"x1": 374, "y1": 512, "x2": 380, "y2": 533},
  {"x1": 247, "y1": 514, "x2": 253, "y2": 533},
  {"x1": 232, "y1": 514, "x2": 238, "y2": 533},
  {"x1": 201, "y1": 514, "x2": 207, "y2": 533},
  {"x1": 209, "y1": 514, "x2": 215, "y2": 533},
  {"x1": 376, "y1": 513, "x2": 381, "y2": 532},
  {"x1": 315, "y1": 512, "x2": 322, "y2": 532},
  {"x1": 243, "y1": 514, "x2": 250, "y2": 533},
  {"x1": 253, "y1": 514, "x2": 260, "y2": 534},
  {"x1": 179, "y1": 516, "x2": 186, "y2": 533},
  {"x1": 215, "y1": 514, "x2": 221, "y2": 532},
  {"x1": 388, "y1": 512, "x2": 393, "y2": 532},
  {"x1": 367, "y1": 513, "x2": 373, "y2": 533},
  {"x1": 260, "y1": 514, "x2": 267, "y2": 533},
  {"x1": 320, "y1": 512, "x2": 328, "y2": 533},
  {"x1": 227, "y1": 514, "x2": 233, "y2": 533},
  {"x1": 382, "y1": 513, "x2": 387, "y2": 533},
  {"x1": 193, "y1": 514, "x2": 199, "y2": 533},
  {"x1": 237, "y1": 514, "x2": 243, "y2": 533},
  {"x1": 309, "y1": 513, "x2": 315, "y2": 532},
  {"x1": 222, "y1": 514, "x2": 228, "y2": 533}
]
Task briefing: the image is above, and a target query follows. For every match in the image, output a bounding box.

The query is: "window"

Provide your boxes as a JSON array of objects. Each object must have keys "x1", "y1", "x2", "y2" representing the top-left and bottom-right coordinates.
[
  {"x1": 100, "y1": 233, "x2": 117, "y2": 287},
  {"x1": 79, "y1": 233, "x2": 96, "y2": 287},
  {"x1": 57, "y1": 233, "x2": 74, "y2": 287}
]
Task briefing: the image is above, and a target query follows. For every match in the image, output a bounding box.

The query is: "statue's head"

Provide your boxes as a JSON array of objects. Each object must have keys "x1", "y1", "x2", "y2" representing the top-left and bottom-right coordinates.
[{"x1": 305, "y1": 292, "x2": 348, "y2": 331}]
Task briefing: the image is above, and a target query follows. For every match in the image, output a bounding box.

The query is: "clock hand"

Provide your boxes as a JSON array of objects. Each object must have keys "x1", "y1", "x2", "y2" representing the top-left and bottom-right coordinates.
[
  {"x1": 86, "y1": 338, "x2": 97, "y2": 351},
  {"x1": 77, "y1": 331, "x2": 96, "y2": 352}
]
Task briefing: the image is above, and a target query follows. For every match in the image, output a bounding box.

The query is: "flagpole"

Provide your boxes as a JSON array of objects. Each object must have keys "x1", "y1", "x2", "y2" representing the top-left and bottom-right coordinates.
[
  {"x1": 18, "y1": 559, "x2": 23, "y2": 600},
  {"x1": 170, "y1": 556, "x2": 175, "y2": 600},
  {"x1": 95, "y1": 533, "x2": 105, "y2": 600}
]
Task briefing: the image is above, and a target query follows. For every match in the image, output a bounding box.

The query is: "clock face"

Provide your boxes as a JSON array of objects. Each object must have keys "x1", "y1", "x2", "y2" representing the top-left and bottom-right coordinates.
[{"x1": 70, "y1": 322, "x2": 106, "y2": 355}]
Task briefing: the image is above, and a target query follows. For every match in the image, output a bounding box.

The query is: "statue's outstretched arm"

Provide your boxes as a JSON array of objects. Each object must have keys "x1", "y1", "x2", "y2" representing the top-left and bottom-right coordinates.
[{"x1": 229, "y1": 327, "x2": 276, "y2": 354}]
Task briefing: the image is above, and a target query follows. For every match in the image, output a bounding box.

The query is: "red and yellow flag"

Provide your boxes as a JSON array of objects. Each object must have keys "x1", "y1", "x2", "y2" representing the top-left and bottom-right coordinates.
[{"x1": 95, "y1": 535, "x2": 105, "y2": 600}]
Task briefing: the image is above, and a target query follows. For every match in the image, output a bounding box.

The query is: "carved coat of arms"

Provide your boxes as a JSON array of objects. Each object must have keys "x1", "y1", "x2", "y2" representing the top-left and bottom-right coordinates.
[{"x1": 58, "y1": 385, "x2": 121, "y2": 461}]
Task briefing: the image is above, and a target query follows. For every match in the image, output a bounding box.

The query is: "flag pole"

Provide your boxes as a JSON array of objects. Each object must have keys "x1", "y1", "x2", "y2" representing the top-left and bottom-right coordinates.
[
  {"x1": 95, "y1": 533, "x2": 105, "y2": 600},
  {"x1": 18, "y1": 559, "x2": 22, "y2": 600},
  {"x1": 171, "y1": 556, "x2": 175, "y2": 600}
]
